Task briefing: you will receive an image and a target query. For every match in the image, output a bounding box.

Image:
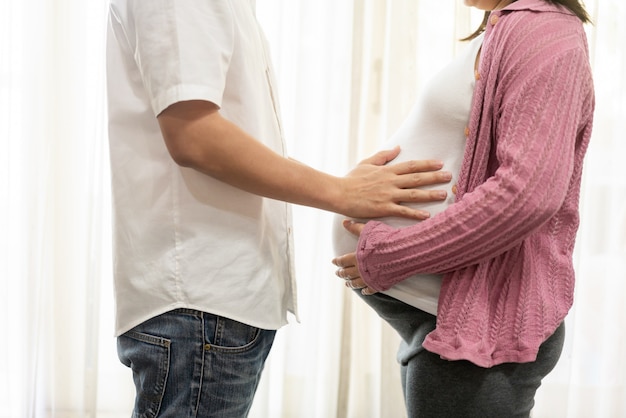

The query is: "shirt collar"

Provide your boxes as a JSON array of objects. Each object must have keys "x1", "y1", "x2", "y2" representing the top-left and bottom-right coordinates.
[{"x1": 500, "y1": 0, "x2": 575, "y2": 16}]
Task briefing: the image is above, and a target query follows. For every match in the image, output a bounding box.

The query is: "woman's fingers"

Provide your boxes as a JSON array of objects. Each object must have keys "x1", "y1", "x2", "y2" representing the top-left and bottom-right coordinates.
[
  {"x1": 332, "y1": 252, "x2": 358, "y2": 269},
  {"x1": 360, "y1": 286, "x2": 377, "y2": 296},
  {"x1": 333, "y1": 253, "x2": 378, "y2": 295},
  {"x1": 335, "y1": 265, "x2": 360, "y2": 280},
  {"x1": 342, "y1": 220, "x2": 365, "y2": 237}
]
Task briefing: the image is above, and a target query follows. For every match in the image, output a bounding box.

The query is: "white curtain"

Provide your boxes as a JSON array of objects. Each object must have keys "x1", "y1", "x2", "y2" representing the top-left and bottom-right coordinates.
[
  {"x1": 0, "y1": 1, "x2": 623, "y2": 417},
  {"x1": 0, "y1": 0, "x2": 135, "y2": 416}
]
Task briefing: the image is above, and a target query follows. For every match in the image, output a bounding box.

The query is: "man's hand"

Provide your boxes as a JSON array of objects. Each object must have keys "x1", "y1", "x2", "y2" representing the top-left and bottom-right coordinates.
[{"x1": 338, "y1": 147, "x2": 451, "y2": 220}]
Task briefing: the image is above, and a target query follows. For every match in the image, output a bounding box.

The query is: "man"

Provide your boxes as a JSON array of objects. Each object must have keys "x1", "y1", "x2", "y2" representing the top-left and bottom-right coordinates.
[{"x1": 106, "y1": 1, "x2": 450, "y2": 416}]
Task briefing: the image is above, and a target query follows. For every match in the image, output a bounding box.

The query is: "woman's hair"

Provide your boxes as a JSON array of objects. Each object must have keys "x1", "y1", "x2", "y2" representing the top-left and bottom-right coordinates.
[{"x1": 462, "y1": 0, "x2": 592, "y2": 41}]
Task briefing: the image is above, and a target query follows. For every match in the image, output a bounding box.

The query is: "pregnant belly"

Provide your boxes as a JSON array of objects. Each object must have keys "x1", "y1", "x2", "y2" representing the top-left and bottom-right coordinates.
[{"x1": 330, "y1": 145, "x2": 457, "y2": 315}]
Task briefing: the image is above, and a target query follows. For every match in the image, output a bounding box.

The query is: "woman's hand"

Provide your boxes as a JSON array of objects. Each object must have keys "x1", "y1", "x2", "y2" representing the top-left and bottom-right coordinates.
[{"x1": 331, "y1": 220, "x2": 378, "y2": 295}]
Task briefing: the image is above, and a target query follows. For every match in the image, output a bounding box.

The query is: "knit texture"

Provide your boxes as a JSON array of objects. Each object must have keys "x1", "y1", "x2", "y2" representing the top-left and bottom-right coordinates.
[{"x1": 356, "y1": 1, "x2": 595, "y2": 367}]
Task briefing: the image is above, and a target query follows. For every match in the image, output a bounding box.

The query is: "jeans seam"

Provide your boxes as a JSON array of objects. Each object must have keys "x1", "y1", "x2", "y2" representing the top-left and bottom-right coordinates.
[
  {"x1": 119, "y1": 331, "x2": 170, "y2": 418},
  {"x1": 191, "y1": 312, "x2": 205, "y2": 418},
  {"x1": 155, "y1": 342, "x2": 171, "y2": 418},
  {"x1": 172, "y1": 307, "x2": 204, "y2": 317},
  {"x1": 125, "y1": 330, "x2": 171, "y2": 348},
  {"x1": 205, "y1": 326, "x2": 262, "y2": 354}
]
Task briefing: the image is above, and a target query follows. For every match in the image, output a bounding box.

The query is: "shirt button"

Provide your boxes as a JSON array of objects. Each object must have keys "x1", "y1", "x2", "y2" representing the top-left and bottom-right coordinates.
[{"x1": 490, "y1": 14, "x2": 499, "y2": 26}]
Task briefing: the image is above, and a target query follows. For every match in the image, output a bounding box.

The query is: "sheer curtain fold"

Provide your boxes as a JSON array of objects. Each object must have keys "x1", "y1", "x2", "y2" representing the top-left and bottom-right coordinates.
[
  {"x1": 1, "y1": 1, "x2": 624, "y2": 417},
  {"x1": 0, "y1": 1, "x2": 114, "y2": 417},
  {"x1": 531, "y1": 2, "x2": 626, "y2": 417}
]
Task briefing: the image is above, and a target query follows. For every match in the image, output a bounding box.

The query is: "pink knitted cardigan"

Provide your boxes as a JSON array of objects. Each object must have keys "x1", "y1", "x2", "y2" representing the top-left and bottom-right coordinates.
[{"x1": 356, "y1": 0, "x2": 595, "y2": 367}]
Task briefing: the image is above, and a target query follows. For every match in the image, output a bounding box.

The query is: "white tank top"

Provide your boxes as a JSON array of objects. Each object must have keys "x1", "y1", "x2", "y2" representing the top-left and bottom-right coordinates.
[{"x1": 332, "y1": 34, "x2": 484, "y2": 315}]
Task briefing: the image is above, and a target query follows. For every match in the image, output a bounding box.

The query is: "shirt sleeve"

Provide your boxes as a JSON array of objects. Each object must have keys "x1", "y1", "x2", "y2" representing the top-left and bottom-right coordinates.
[
  {"x1": 129, "y1": 0, "x2": 235, "y2": 115},
  {"x1": 356, "y1": 35, "x2": 594, "y2": 292}
]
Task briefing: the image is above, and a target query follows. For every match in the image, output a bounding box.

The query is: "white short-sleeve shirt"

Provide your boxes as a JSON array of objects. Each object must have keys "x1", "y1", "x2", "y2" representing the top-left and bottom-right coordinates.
[{"x1": 106, "y1": 0, "x2": 297, "y2": 336}]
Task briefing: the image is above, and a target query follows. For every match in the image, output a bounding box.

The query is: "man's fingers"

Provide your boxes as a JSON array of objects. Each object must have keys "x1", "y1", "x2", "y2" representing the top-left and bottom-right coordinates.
[
  {"x1": 395, "y1": 170, "x2": 452, "y2": 189},
  {"x1": 381, "y1": 204, "x2": 430, "y2": 220},
  {"x1": 393, "y1": 188, "x2": 449, "y2": 205},
  {"x1": 386, "y1": 159, "x2": 445, "y2": 175},
  {"x1": 339, "y1": 155, "x2": 451, "y2": 220},
  {"x1": 359, "y1": 146, "x2": 402, "y2": 166}
]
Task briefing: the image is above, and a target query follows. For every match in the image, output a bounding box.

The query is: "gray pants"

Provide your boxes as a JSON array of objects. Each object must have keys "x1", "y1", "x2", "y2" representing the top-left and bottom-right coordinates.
[{"x1": 356, "y1": 292, "x2": 565, "y2": 418}]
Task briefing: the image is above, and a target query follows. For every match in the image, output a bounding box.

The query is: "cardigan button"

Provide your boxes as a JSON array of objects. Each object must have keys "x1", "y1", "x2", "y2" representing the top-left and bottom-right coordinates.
[
  {"x1": 452, "y1": 184, "x2": 458, "y2": 195},
  {"x1": 490, "y1": 14, "x2": 499, "y2": 26},
  {"x1": 464, "y1": 126, "x2": 470, "y2": 137},
  {"x1": 474, "y1": 70, "x2": 481, "y2": 80}
]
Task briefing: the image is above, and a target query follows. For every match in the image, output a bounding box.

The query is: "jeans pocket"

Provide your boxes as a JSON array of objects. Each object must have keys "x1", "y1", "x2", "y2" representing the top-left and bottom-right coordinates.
[
  {"x1": 208, "y1": 316, "x2": 264, "y2": 353},
  {"x1": 118, "y1": 331, "x2": 171, "y2": 418}
]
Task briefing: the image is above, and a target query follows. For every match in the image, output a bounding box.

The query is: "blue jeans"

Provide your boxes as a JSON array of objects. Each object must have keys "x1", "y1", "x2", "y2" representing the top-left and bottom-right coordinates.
[
  {"x1": 117, "y1": 308, "x2": 276, "y2": 418},
  {"x1": 356, "y1": 292, "x2": 565, "y2": 418}
]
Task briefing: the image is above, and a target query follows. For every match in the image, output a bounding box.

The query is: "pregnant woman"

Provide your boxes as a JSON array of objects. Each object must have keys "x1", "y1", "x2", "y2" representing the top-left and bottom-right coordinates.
[{"x1": 333, "y1": 0, "x2": 594, "y2": 416}]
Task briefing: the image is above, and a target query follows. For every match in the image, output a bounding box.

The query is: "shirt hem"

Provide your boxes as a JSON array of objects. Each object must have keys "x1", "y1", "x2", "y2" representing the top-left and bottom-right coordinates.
[{"x1": 114, "y1": 302, "x2": 293, "y2": 337}]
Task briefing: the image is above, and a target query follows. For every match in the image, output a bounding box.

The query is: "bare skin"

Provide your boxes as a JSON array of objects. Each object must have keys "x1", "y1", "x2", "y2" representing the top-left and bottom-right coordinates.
[
  {"x1": 332, "y1": 220, "x2": 374, "y2": 294},
  {"x1": 158, "y1": 100, "x2": 452, "y2": 220},
  {"x1": 463, "y1": 0, "x2": 516, "y2": 11}
]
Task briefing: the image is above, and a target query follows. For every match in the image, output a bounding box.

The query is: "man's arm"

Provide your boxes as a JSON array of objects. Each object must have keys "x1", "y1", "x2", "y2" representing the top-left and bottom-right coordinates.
[{"x1": 158, "y1": 100, "x2": 451, "y2": 220}]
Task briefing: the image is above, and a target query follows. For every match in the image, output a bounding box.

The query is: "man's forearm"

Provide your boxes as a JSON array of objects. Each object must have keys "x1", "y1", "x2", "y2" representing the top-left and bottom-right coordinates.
[
  {"x1": 158, "y1": 102, "x2": 347, "y2": 212},
  {"x1": 158, "y1": 100, "x2": 450, "y2": 219}
]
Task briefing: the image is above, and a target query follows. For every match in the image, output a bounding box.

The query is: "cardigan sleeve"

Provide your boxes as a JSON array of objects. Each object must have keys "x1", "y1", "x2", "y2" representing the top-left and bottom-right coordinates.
[{"x1": 356, "y1": 36, "x2": 594, "y2": 292}]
